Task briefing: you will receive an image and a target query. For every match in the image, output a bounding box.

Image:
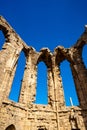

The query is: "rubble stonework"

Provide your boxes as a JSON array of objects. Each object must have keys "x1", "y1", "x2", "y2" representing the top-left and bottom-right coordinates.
[{"x1": 0, "y1": 16, "x2": 87, "y2": 130}]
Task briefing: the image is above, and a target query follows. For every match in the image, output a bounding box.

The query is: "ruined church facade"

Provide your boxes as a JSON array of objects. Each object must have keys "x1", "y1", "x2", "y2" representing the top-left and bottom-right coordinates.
[{"x1": 0, "y1": 16, "x2": 87, "y2": 130}]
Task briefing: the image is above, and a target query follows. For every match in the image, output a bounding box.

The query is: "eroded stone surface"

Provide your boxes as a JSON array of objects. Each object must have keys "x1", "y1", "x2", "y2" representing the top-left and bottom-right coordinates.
[{"x1": 0, "y1": 16, "x2": 87, "y2": 130}]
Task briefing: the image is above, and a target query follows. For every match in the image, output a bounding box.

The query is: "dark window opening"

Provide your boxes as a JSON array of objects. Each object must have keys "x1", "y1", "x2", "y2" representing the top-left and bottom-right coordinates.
[
  {"x1": 5, "y1": 124, "x2": 16, "y2": 130},
  {"x1": 72, "y1": 129, "x2": 80, "y2": 130},
  {"x1": 82, "y1": 44, "x2": 87, "y2": 68},
  {"x1": 38, "y1": 127, "x2": 47, "y2": 130},
  {"x1": 38, "y1": 128, "x2": 47, "y2": 130},
  {"x1": 60, "y1": 60, "x2": 79, "y2": 106},
  {"x1": 9, "y1": 51, "x2": 26, "y2": 102},
  {"x1": 0, "y1": 31, "x2": 5, "y2": 50},
  {"x1": 35, "y1": 61, "x2": 48, "y2": 105},
  {"x1": 38, "y1": 129, "x2": 44, "y2": 130}
]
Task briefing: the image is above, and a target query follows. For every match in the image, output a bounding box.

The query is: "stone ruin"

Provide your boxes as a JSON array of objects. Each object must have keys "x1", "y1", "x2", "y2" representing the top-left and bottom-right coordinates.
[{"x1": 0, "y1": 16, "x2": 87, "y2": 130}]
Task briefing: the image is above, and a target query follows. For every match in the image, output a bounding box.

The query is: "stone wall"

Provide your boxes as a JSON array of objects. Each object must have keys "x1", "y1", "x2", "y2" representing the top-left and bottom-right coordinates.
[{"x1": 0, "y1": 16, "x2": 87, "y2": 130}]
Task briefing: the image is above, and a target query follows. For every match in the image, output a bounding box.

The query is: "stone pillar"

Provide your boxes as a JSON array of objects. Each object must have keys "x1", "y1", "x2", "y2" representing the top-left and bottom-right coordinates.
[
  {"x1": 48, "y1": 67, "x2": 55, "y2": 108},
  {"x1": 19, "y1": 48, "x2": 37, "y2": 105},
  {"x1": 70, "y1": 61, "x2": 87, "y2": 107}
]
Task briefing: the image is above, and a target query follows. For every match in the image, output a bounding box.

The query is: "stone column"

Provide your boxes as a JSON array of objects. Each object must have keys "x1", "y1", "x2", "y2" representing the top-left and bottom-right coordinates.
[{"x1": 19, "y1": 48, "x2": 37, "y2": 106}]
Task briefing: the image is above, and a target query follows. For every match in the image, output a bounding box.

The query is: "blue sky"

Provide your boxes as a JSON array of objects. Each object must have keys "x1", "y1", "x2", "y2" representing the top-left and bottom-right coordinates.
[{"x1": 0, "y1": 0, "x2": 87, "y2": 106}]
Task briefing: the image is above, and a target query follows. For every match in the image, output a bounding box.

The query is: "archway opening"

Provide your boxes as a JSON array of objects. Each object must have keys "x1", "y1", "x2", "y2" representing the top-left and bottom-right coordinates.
[
  {"x1": 35, "y1": 61, "x2": 48, "y2": 105},
  {"x1": 60, "y1": 60, "x2": 79, "y2": 106},
  {"x1": 72, "y1": 129, "x2": 80, "y2": 130},
  {"x1": 9, "y1": 51, "x2": 26, "y2": 102},
  {"x1": 38, "y1": 126, "x2": 47, "y2": 130},
  {"x1": 82, "y1": 44, "x2": 87, "y2": 68},
  {"x1": 38, "y1": 128, "x2": 47, "y2": 130},
  {"x1": 5, "y1": 124, "x2": 16, "y2": 130},
  {"x1": 0, "y1": 31, "x2": 5, "y2": 50}
]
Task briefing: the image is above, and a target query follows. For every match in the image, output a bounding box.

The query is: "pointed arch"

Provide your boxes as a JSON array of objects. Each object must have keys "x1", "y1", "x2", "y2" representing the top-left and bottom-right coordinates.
[
  {"x1": 82, "y1": 44, "x2": 87, "y2": 68},
  {"x1": 0, "y1": 30, "x2": 5, "y2": 50},
  {"x1": 9, "y1": 51, "x2": 26, "y2": 102},
  {"x1": 60, "y1": 60, "x2": 79, "y2": 106},
  {"x1": 5, "y1": 124, "x2": 16, "y2": 130},
  {"x1": 35, "y1": 61, "x2": 48, "y2": 104}
]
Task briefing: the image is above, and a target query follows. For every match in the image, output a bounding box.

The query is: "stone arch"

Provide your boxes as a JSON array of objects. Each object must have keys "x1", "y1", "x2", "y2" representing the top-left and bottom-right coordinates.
[
  {"x1": 35, "y1": 48, "x2": 54, "y2": 105},
  {"x1": 54, "y1": 46, "x2": 80, "y2": 106},
  {"x1": 70, "y1": 41, "x2": 87, "y2": 107},
  {"x1": 5, "y1": 124, "x2": 16, "y2": 130},
  {"x1": 37, "y1": 48, "x2": 52, "y2": 68},
  {"x1": 0, "y1": 23, "x2": 11, "y2": 47},
  {"x1": 54, "y1": 46, "x2": 67, "y2": 65},
  {"x1": 35, "y1": 61, "x2": 48, "y2": 104},
  {"x1": 9, "y1": 50, "x2": 26, "y2": 102},
  {"x1": 59, "y1": 59, "x2": 79, "y2": 106},
  {"x1": 0, "y1": 18, "x2": 16, "y2": 43}
]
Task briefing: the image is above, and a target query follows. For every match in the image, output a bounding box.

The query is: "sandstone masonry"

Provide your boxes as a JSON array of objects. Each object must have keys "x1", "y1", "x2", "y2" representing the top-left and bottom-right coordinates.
[{"x1": 0, "y1": 16, "x2": 87, "y2": 130}]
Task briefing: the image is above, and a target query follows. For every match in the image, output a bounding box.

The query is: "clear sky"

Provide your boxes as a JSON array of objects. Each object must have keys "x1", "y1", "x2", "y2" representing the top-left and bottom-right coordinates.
[{"x1": 0, "y1": 0, "x2": 87, "y2": 106}]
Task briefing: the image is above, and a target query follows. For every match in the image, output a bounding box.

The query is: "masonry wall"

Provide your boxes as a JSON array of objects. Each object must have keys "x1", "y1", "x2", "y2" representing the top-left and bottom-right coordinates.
[{"x1": 0, "y1": 16, "x2": 87, "y2": 130}]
